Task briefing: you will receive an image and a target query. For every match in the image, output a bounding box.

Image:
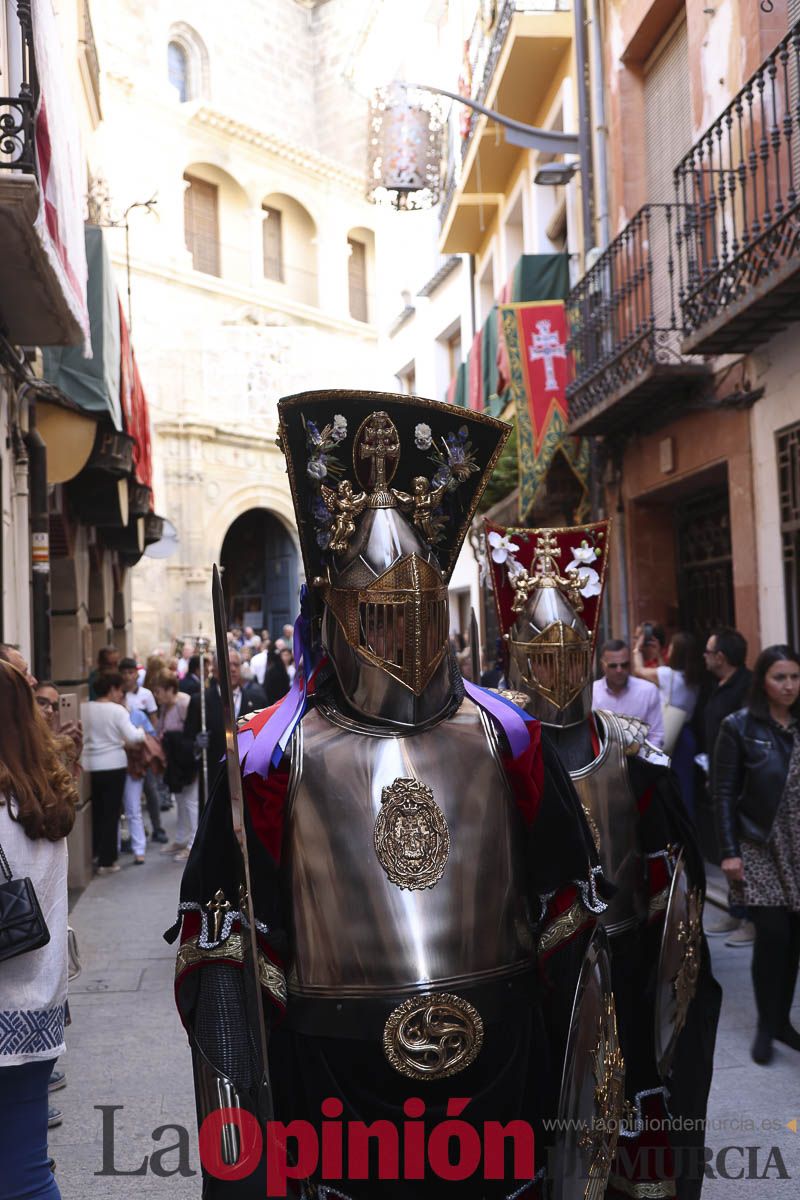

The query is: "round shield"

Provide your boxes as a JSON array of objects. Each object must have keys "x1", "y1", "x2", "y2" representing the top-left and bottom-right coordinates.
[
  {"x1": 654, "y1": 849, "x2": 703, "y2": 1079},
  {"x1": 551, "y1": 927, "x2": 625, "y2": 1200}
]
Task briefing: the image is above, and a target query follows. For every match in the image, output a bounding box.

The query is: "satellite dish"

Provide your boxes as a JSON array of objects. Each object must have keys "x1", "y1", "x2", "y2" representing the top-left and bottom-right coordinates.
[{"x1": 144, "y1": 517, "x2": 179, "y2": 559}]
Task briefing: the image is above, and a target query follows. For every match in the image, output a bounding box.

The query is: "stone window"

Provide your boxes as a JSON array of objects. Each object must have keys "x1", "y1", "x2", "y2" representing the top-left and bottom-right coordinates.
[
  {"x1": 348, "y1": 237, "x2": 368, "y2": 322},
  {"x1": 262, "y1": 206, "x2": 284, "y2": 282},
  {"x1": 167, "y1": 23, "x2": 210, "y2": 102},
  {"x1": 184, "y1": 174, "x2": 220, "y2": 276}
]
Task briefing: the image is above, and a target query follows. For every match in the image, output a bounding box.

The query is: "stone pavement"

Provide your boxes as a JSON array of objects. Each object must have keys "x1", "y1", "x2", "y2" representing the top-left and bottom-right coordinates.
[{"x1": 49, "y1": 826, "x2": 800, "y2": 1198}]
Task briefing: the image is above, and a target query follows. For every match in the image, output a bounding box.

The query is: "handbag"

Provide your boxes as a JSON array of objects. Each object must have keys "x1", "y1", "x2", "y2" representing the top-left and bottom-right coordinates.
[
  {"x1": 662, "y1": 669, "x2": 689, "y2": 757},
  {"x1": 0, "y1": 835, "x2": 50, "y2": 963}
]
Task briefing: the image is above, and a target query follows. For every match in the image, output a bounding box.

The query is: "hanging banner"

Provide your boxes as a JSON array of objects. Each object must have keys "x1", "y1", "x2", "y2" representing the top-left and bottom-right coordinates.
[{"x1": 499, "y1": 300, "x2": 590, "y2": 522}]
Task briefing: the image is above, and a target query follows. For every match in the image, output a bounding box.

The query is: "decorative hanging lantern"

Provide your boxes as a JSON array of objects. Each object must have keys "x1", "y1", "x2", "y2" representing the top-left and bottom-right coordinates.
[{"x1": 367, "y1": 84, "x2": 444, "y2": 210}]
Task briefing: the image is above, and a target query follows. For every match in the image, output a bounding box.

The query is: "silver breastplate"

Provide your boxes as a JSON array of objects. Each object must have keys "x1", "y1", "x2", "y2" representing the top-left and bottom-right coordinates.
[
  {"x1": 284, "y1": 697, "x2": 535, "y2": 999},
  {"x1": 569, "y1": 710, "x2": 646, "y2": 936}
]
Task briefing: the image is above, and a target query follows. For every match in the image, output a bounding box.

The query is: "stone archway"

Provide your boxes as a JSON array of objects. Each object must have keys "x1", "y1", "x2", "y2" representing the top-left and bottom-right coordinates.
[{"x1": 219, "y1": 508, "x2": 300, "y2": 637}]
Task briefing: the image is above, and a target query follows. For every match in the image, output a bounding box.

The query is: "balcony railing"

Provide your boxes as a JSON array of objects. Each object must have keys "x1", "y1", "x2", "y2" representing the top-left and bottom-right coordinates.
[
  {"x1": 0, "y1": 2, "x2": 37, "y2": 175},
  {"x1": 462, "y1": 0, "x2": 569, "y2": 161},
  {"x1": 676, "y1": 19, "x2": 800, "y2": 354},
  {"x1": 566, "y1": 204, "x2": 708, "y2": 435}
]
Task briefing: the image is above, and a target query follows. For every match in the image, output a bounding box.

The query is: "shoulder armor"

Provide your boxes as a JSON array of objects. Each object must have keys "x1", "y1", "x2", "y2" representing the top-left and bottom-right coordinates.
[{"x1": 597, "y1": 710, "x2": 670, "y2": 766}]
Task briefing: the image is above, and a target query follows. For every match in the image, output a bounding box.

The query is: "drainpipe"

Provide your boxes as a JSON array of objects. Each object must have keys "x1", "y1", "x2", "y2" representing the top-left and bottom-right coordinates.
[
  {"x1": 588, "y1": 0, "x2": 610, "y2": 250},
  {"x1": 21, "y1": 389, "x2": 50, "y2": 681},
  {"x1": 11, "y1": 423, "x2": 31, "y2": 662},
  {"x1": 573, "y1": 0, "x2": 595, "y2": 253},
  {"x1": 615, "y1": 481, "x2": 631, "y2": 645}
]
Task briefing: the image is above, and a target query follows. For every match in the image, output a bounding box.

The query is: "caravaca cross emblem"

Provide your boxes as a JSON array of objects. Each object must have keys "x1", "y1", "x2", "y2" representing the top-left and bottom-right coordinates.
[
  {"x1": 528, "y1": 318, "x2": 566, "y2": 392},
  {"x1": 509, "y1": 529, "x2": 587, "y2": 614}
]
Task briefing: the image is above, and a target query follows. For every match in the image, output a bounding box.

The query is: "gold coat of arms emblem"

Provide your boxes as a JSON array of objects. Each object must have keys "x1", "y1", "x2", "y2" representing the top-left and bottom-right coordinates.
[{"x1": 374, "y1": 776, "x2": 450, "y2": 890}]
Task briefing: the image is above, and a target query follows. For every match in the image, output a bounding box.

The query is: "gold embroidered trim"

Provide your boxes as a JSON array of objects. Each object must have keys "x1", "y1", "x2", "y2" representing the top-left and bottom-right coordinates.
[
  {"x1": 176, "y1": 933, "x2": 287, "y2": 1006},
  {"x1": 539, "y1": 898, "x2": 586, "y2": 956},
  {"x1": 649, "y1": 887, "x2": 670, "y2": 916},
  {"x1": 608, "y1": 1176, "x2": 676, "y2": 1198}
]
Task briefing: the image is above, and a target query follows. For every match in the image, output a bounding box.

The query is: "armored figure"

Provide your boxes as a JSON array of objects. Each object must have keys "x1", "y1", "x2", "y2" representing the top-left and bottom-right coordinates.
[
  {"x1": 167, "y1": 393, "x2": 620, "y2": 1200},
  {"x1": 486, "y1": 520, "x2": 722, "y2": 1200}
]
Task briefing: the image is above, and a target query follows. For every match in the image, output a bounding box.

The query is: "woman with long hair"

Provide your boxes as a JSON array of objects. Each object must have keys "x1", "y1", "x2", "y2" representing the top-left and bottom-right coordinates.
[
  {"x1": 713, "y1": 644, "x2": 800, "y2": 1064},
  {"x1": 0, "y1": 661, "x2": 77, "y2": 1200}
]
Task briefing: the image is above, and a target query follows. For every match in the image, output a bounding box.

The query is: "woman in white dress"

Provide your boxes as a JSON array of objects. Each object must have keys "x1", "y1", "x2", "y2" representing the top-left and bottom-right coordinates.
[{"x1": 0, "y1": 660, "x2": 78, "y2": 1199}]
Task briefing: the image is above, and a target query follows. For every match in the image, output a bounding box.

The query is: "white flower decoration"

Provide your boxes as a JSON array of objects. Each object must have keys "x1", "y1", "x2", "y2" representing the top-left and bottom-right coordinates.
[
  {"x1": 307, "y1": 458, "x2": 327, "y2": 481},
  {"x1": 506, "y1": 555, "x2": 525, "y2": 580},
  {"x1": 571, "y1": 542, "x2": 599, "y2": 565},
  {"x1": 330, "y1": 414, "x2": 347, "y2": 443},
  {"x1": 414, "y1": 422, "x2": 433, "y2": 450},
  {"x1": 566, "y1": 561, "x2": 601, "y2": 597},
  {"x1": 487, "y1": 530, "x2": 520, "y2": 564}
]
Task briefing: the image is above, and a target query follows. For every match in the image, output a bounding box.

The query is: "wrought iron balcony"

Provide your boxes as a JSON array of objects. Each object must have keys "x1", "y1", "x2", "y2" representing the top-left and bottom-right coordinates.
[
  {"x1": 566, "y1": 204, "x2": 709, "y2": 436},
  {"x1": 676, "y1": 19, "x2": 800, "y2": 354},
  {"x1": 0, "y1": 1, "x2": 36, "y2": 175},
  {"x1": 0, "y1": 1, "x2": 85, "y2": 345}
]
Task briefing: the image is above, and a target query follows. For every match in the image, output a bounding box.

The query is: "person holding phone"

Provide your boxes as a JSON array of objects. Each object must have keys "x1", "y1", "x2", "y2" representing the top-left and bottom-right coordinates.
[{"x1": 33, "y1": 683, "x2": 82, "y2": 775}]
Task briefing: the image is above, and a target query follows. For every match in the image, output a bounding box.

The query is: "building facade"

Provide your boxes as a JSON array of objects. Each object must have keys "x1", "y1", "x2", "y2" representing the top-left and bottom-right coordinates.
[
  {"x1": 90, "y1": 0, "x2": 409, "y2": 650},
  {"x1": 383, "y1": 0, "x2": 586, "y2": 657},
  {"x1": 566, "y1": 0, "x2": 800, "y2": 656}
]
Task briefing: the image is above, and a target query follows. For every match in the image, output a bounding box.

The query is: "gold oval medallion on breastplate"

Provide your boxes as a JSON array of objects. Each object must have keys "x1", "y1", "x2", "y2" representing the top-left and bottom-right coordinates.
[
  {"x1": 374, "y1": 776, "x2": 450, "y2": 890},
  {"x1": 383, "y1": 992, "x2": 484, "y2": 1081}
]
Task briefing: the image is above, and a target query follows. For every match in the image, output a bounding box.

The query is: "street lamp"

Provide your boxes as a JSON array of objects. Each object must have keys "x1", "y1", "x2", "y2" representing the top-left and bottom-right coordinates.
[
  {"x1": 366, "y1": 80, "x2": 590, "y2": 246},
  {"x1": 533, "y1": 161, "x2": 580, "y2": 187}
]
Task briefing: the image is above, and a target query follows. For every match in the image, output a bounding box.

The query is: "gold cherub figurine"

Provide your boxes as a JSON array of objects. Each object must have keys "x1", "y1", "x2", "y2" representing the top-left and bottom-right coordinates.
[
  {"x1": 392, "y1": 475, "x2": 448, "y2": 543},
  {"x1": 321, "y1": 479, "x2": 368, "y2": 554}
]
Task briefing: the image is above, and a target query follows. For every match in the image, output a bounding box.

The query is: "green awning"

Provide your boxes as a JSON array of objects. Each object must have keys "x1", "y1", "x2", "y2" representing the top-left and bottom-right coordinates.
[
  {"x1": 511, "y1": 252, "x2": 570, "y2": 302},
  {"x1": 41, "y1": 225, "x2": 122, "y2": 430}
]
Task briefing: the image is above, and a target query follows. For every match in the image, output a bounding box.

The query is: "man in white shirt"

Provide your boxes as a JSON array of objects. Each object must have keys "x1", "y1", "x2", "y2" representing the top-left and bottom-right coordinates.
[
  {"x1": 592, "y1": 639, "x2": 665, "y2": 748},
  {"x1": 249, "y1": 644, "x2": 269, "y2": 687},
  {"x1": 119, "y1": 657, "x2": 165, "y2": 852},
  {"x1": 120, "y1": 658, "x2": 157, "y2": 718}
]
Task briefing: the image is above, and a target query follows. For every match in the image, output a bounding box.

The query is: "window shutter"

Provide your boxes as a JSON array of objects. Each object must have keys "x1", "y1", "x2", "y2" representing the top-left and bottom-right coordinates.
[
  {"x1": 183, "y1": 175, "x2": 220, "y2": 276},
  {"x1": 643, "y1": 17, "x2": 692, "y2": 205},
  {"x1": 262, "y1": 206, "x2": 284, "y2": 281},
  {"x1": 348, "y1": 238, "x2": 368, "y2": 322},
  {"x1": 643, "y1": 18, "x2": 691, "y2": 328}
]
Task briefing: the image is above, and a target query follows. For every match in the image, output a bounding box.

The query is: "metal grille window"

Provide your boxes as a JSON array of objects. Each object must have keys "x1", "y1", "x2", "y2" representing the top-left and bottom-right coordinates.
[
  {"x1": 676, "y1": 488, "x2": 735, "y2": 637},
  {"x1": 778, "y1": 424, "x2": 800, "y2": 650},
  {"x1": 262, "y1": 206, "x2": 284, "y2": 282},
  {"x1": 348, "y1": 238, "x2": 368, "y2": 322},
  {"x1": 183, "y1": 174, "x2": 220, "y2": 276}
]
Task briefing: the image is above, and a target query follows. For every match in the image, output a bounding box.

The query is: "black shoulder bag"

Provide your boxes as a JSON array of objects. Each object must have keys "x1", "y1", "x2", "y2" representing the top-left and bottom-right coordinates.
[{"x1": 0, "y1": 835, "x2": 50, "y2": 963}]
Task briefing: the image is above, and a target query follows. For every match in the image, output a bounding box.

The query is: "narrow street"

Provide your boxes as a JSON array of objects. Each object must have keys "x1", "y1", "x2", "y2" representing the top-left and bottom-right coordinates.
[{"x1": 50, "y1": 829, "x2": 800, "y2": 1198}]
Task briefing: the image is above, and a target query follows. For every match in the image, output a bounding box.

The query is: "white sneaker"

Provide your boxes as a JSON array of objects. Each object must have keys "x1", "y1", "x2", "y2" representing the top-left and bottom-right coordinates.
[
  {"x1": 160, "y1": 842, "x2": 186, "y2": 855},
  {"x1": 725, "y1": 920, "x2": 756, "y2": 947}
]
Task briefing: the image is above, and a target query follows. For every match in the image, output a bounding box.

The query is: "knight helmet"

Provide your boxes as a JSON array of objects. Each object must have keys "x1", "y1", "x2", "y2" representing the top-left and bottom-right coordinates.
[
  {"x1": 485, "y1": 518, "x2": 610, "y2": 727},
  {"x1": 278, "y1": 391, "x2": 509, "y2": 727}
]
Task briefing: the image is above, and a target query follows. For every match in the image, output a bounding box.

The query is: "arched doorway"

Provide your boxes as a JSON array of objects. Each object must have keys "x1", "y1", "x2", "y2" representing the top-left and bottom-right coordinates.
[{"x1": 220, "y1": 509, "x2": 299, "y2": 636}]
